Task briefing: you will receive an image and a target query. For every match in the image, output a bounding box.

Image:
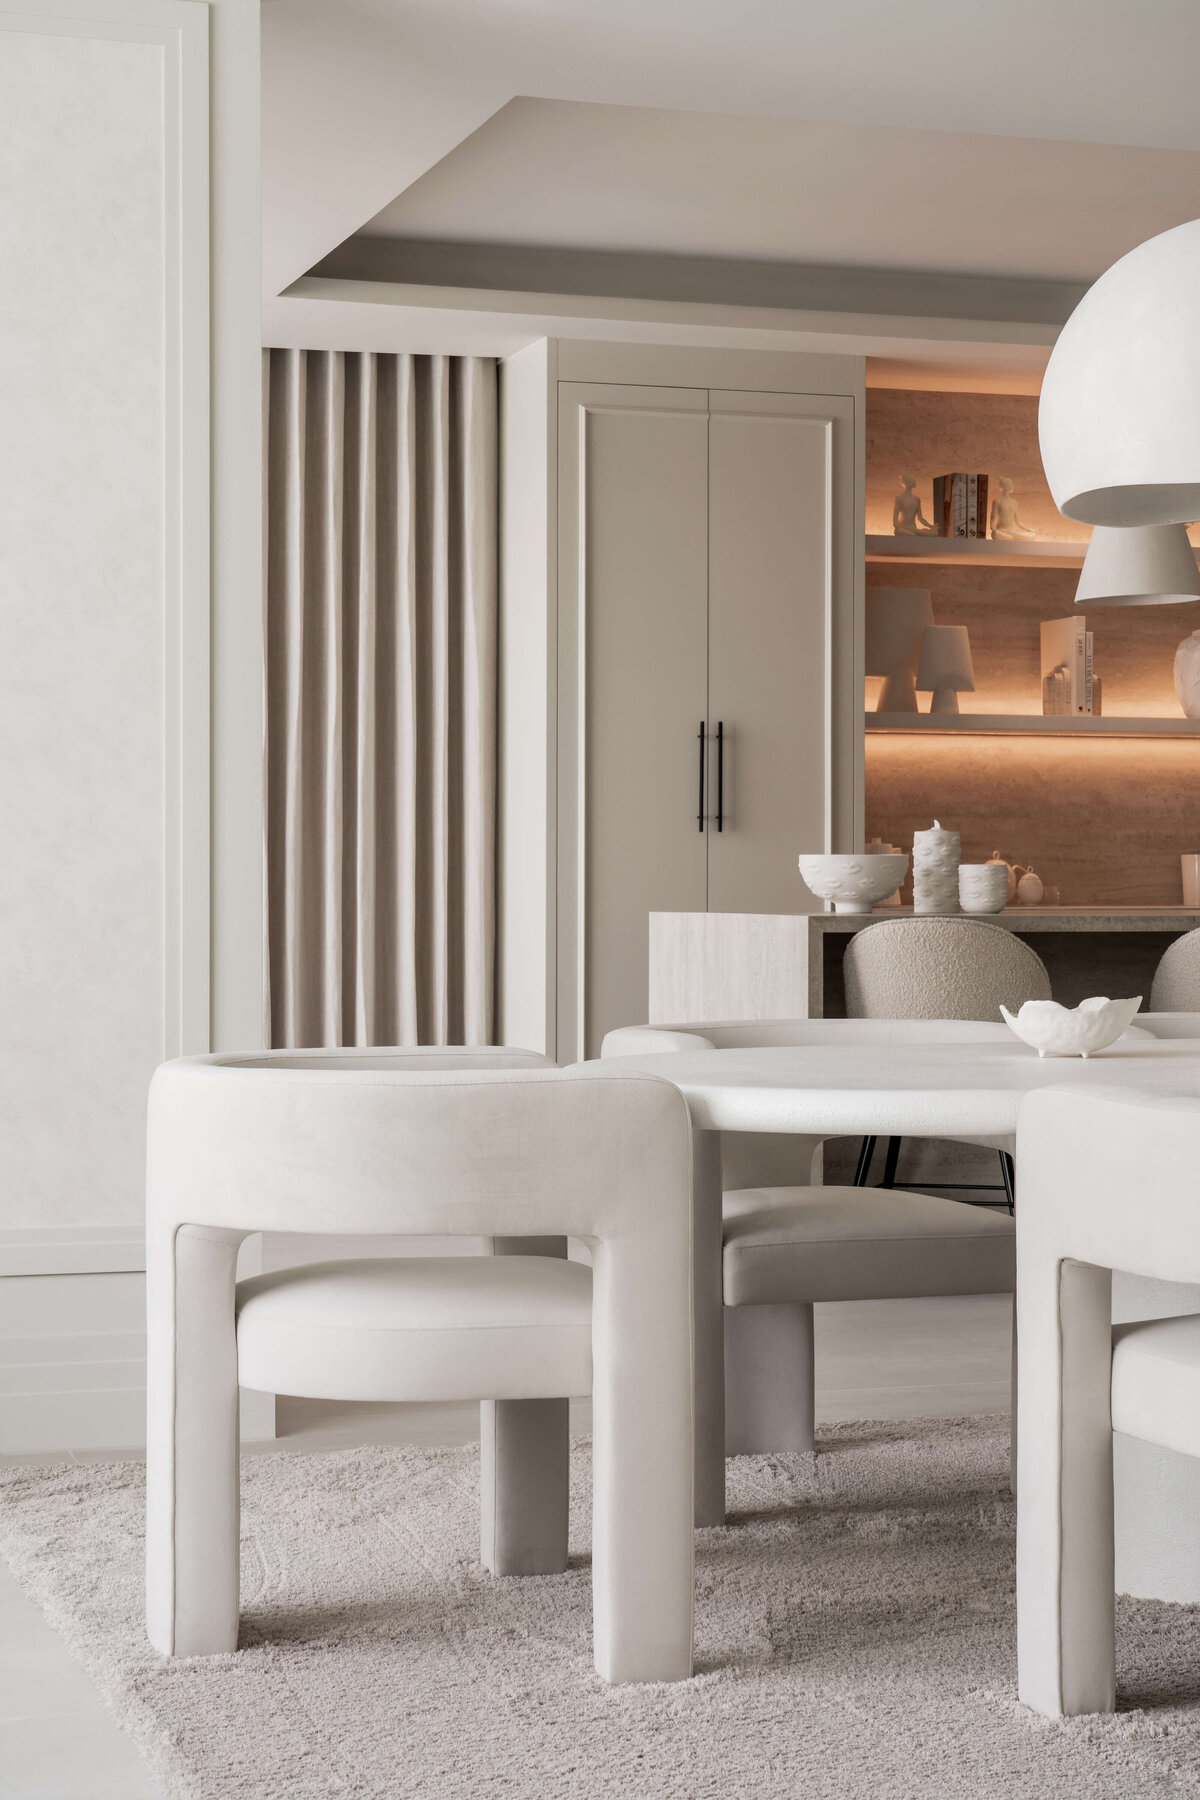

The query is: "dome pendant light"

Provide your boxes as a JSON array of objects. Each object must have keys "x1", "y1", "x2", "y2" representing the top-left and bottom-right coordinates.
[
  {"x1": 1039, "y1": 219, "x2": 1200, "y2": 527},
  {"x1": 1074, "y1": 523, "x2": 1200, "y2": 606}
]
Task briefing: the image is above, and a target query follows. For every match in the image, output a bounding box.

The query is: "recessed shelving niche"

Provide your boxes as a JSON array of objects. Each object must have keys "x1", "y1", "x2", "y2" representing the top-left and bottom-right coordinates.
[{"x1": 864, "y1": 385, "x2": 1200, "y2": 909}]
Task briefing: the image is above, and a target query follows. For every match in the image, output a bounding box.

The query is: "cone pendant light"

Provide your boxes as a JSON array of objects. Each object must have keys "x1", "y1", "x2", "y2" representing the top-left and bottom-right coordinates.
[{"x1": 1074, "y1": 524, "x2": 1200, "y2": 606}]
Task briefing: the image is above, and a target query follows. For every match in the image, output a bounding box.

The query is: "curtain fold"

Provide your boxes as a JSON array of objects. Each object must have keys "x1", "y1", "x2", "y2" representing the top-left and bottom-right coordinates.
[{"x1": 264, "y1": 349, "x2": 497, "y2": 1048}]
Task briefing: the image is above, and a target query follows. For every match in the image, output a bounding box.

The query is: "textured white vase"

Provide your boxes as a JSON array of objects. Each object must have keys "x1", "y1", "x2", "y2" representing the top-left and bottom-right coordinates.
[
  {"x1": 958, "y1": 864, "x2": 1008, "y2": 915},
  {"x1": 912, "y1": 821, "x2": 960, "y2": 916},
  {"x1": 1174, "y1": 629, "x2": 1200, "y2": 718}
]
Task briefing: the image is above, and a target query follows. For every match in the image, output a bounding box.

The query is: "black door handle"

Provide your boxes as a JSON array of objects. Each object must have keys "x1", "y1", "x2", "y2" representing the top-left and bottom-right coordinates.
[
  {"x1": 697, "y1": 722, "x2": 706, "y2": 831},
  {"x1": 716, "y1": 721, "x2": 724, "y2": 832}
]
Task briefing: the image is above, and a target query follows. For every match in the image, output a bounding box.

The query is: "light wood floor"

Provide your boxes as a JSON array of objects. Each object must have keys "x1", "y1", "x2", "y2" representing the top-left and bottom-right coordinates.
[{"x1": 0, "y1": 1292, "x2": 1012, "y2": 1800}]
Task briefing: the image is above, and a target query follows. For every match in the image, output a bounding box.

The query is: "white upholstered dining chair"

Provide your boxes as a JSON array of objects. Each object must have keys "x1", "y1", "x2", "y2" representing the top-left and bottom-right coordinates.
[
  {"x1": 145, "y1": 1047, "x2": 695, "y2": 1685},
  {"x1": 601, "y1": 1021, "x2": 1015, "y2": 1455},
  {"x1": 1016, "y1": 1085, "x2": 1200, "y2": 1717}
]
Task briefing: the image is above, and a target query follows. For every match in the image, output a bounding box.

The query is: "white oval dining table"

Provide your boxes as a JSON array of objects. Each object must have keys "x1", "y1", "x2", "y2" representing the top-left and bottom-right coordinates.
[{"x1": 578, "y1": 1023, "x2": 1200, "y2": 1528}]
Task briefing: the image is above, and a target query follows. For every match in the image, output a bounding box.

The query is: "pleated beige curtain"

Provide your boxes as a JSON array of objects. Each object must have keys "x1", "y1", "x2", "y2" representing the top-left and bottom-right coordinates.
[{"x1": 263, "y1": 349, "x2": 498, "y2": 1047}]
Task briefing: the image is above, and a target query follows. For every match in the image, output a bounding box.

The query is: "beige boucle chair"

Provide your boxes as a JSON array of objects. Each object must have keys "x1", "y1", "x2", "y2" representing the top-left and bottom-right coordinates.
[
  {"x1": 843, "y1": 917, "x2": 1052, "y2": 1198},
  {"x1": 1149, "y1": 928, "x2": 1200, "y2": 1011}
]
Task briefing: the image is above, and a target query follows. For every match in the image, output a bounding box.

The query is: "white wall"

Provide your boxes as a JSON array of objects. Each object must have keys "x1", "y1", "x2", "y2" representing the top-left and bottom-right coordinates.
[
  {"x1": 0, "y1": 0, "x2": 263, "y2": 1449},
  {"x1": 0, "y1": 20, "x2": 170, "y2": 1232}
]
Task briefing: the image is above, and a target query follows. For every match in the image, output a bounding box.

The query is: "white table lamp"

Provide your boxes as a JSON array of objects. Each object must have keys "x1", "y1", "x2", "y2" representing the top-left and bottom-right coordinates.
[
  {"x1": 1039, "y1": 218, "x2": 1200, "y2": 527},
  {"x1": 916, "y1": 625, "x2": 975, "y2": 714},
  {"x1": 865, "y1": 588, "x2": 935, "y2": 712},
  {"x1": 1074, "y1": 523, "x2": 1200, "y2": 606}
]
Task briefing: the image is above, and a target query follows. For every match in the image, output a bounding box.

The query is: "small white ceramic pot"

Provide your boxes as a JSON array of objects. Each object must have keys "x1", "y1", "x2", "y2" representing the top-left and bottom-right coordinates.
[{"x1": 958, "y1": 864, "x2": 1008, "y2": 914}]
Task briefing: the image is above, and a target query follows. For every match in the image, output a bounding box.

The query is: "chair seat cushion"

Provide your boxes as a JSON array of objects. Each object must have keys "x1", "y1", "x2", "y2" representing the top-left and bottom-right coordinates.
[
  {"x1": 1112, "y1": 1315, "x2": 1200, "y2": 1457},
  {"x1": 723, "y1": 1185, "x2": 1015, "y2": 1306},
  {"x1": 236, "y1": 1255, "x2": 592, "y2": 1403}
]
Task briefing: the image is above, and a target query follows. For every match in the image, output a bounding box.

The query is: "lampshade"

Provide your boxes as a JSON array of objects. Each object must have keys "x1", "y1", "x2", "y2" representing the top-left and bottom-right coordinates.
[
  {"x1": 864, "y1": 588, "x2": 934, "y2": 712},
  {"x1": 1039, "y1": 218, "x2": 1200, "y2": 526},
  {"x1": 916, "y1": 625, "x2": 975, "y2": 714},
  {"x1": 1074, "y1": 523, "x2": 1200, "y2": 606}
]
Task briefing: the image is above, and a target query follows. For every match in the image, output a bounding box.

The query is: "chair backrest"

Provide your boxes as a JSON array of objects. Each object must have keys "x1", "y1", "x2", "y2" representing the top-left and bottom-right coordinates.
[
  {"x1": 843, "y1": 918, "x2": 1051, "y2": 1021},
  {"x1": 1150, "y1": 929, "x2": 1200, "y2": 1011},
  {"x1": 1130, "y1": 1010, "x2": 1200, "y2": 1038},
  {"x1": 147, "y1": 1046, "x2": 692, "y2": 1245},
  {"x1": 1019, "y1": 1086, "x2": 1200, "y2": 1286}
]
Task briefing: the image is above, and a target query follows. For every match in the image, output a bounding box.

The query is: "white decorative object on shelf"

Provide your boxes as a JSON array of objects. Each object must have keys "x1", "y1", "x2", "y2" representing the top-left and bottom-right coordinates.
[
  {"x1": 1000, "y1": 995, "x2": 1143, "y2": 1058},
  {"x1": 958, "y1": 863, "x2": 1008, "y2": 914},
  {"x1": 865, "y1": 838, "x2": 904, "y2": 905},
  {"x1": 797, "y1": 852, "x2": 908, "y2": 915},
  {"x1": 917, "y1": 625, "x2": 975, "y2": 714},
  {"x1": 1174, "y1": 630, "x2": 1200, "y2": 718},
  {"x1": 865, "y1": 588, "x2": 934, "y2": 712},
  {"x1": 912, "y1": 820, "x2": 960, "y2": 916},
  {"x1": 1039, "y1": 219, "x2": 1200, "y2": 528},
  {"x1": 893, "y1": 474, "x2": 937, "y2": 536},
  {"x1": 1076, "y1": 523, "x2": 1200, "y2": 607},
  {"x1": 1183, "y1": 854, "x2": 1200, "y2": 908},
  {"x1": 986, "y1": 852, "x2": 1020, "y2": 905},
  {"x1": 989, "y1": 477, "x2": 1037, "y2": 540}
]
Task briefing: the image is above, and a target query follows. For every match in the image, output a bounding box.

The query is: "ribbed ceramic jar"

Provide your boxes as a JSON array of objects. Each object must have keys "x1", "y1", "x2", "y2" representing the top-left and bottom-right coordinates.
[{"x1": 912, "y1": 821, "x2": 961, "y2": 916}]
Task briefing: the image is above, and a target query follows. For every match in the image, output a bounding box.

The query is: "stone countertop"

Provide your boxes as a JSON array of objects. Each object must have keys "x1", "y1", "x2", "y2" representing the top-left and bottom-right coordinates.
[{"x1": 807, "y1": 907, "x2": 1200, "y2": 933}]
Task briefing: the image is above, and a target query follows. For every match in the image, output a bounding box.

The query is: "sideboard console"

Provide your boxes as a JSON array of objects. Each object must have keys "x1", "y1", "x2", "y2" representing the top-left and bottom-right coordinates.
[{"x1": 648, "y1": 907, "x2": 1200, "y2": 1023}]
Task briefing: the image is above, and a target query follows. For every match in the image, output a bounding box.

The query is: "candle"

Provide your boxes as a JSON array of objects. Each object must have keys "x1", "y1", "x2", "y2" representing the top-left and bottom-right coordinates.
[{"x1": 913, "y1": 819, "x2": 961, "y2": 916}]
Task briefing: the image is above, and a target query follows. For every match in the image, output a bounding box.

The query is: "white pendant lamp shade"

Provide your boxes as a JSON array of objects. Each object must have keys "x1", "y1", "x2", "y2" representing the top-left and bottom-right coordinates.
[
  {"x1": 1039, "y1": 218, "x2": 1200, "y2": 527},
  {"x1": 864, "y1": 588, "x2": 934, "y2": 712},
  {"x1": 1075, "y1": 524, "x2": 1200, "y2": 606}
]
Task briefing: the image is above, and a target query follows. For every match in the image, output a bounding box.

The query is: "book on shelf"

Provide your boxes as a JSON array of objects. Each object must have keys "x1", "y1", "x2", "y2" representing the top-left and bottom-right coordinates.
[
  {"x1": 1040, "y1": 615, "x2": 1100, "y2": 715},
  {"x1": 933, "y1": 472, "x2": 989, "y2": 538}
]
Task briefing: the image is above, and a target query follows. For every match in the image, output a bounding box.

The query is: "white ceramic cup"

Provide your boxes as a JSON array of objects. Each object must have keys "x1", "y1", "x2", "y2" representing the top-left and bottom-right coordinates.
[
  {"x1": 958, "y1": 863, "x2": 1009, "y2": 915},
  {"x1": 1183, "y1": 853, "x2": 1200, "y2": 908}
]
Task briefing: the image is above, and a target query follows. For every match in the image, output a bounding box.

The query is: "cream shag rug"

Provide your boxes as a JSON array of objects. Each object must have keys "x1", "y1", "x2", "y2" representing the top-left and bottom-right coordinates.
[{"x1": 3, "y1": 1418, "x2": 1200, "y2": 1800}]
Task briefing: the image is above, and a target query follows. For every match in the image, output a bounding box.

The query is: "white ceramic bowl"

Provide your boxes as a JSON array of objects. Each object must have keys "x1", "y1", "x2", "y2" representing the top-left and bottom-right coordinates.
[
  {"x1": 999, "y1": 995, "x2": 1143, "y2": 1058},
  {"x1": 797, "y1": 852, "x2": 909, "y2": 915}
]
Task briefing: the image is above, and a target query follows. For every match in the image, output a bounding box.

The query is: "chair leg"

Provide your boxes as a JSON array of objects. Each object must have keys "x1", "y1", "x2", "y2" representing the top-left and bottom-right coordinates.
[
  {"x1": 482, "y1": 1236, "x2": 570, "y2": 1576},
  {"x1": 146, "y1": 1225, "x2": 244, "y2": 1657},
  {"x1": 880, "y1": 1136, "x2": 901, "y2": 1188},
  {"x1": 691, "y1": 1128, "x2": 727, "y2": 1527},
  {"x1": 724, "y1": 1303, "x2": 815, "y2": 1455},
  {"x1": 1017, "y1": 1257, "x2": 1115, "y2": 1717},
  {"x1": 480, "y1": 1399, "x2": 570, "y2": 1575},
  {"x1": 590, "y1": 1238, "x2": 694, "y2": 1684},
  {"x1": 853, "y1": 1136, "x2": 877, "y2": 1186}
]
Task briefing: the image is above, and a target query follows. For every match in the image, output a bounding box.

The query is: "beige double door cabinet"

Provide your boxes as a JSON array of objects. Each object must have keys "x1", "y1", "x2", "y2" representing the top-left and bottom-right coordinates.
[{"x1": 556, "y1": 378, "x2": 857, "y2": 1057}]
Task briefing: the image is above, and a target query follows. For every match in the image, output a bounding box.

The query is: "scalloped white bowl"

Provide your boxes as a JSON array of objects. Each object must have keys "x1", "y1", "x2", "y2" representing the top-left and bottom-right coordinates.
[
  {"x1": 797, "y1": 852, "x2": 909, "y2": 915},
  {"x1": 1000, "y1": 995, "x2": 1143, "y2": 1058}
]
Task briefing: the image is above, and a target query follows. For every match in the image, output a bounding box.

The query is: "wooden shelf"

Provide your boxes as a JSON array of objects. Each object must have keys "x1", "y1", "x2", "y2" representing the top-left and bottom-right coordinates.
[
  {"x1": 866, "y1": 534, "x2": 1086, "y2": 570},
  {"x1": 866, "y1": 712, "x2": 1200, "y2": 739}
]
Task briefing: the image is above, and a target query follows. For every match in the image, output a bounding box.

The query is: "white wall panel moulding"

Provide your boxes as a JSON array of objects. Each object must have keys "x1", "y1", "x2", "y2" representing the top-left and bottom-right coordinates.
[
  {"x1": 1039, "y1": 218, "x2": 1200, "y2": 527},
  {"x1": 0, "y1": 1226, "x2": 146, "y2": 1278}
]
